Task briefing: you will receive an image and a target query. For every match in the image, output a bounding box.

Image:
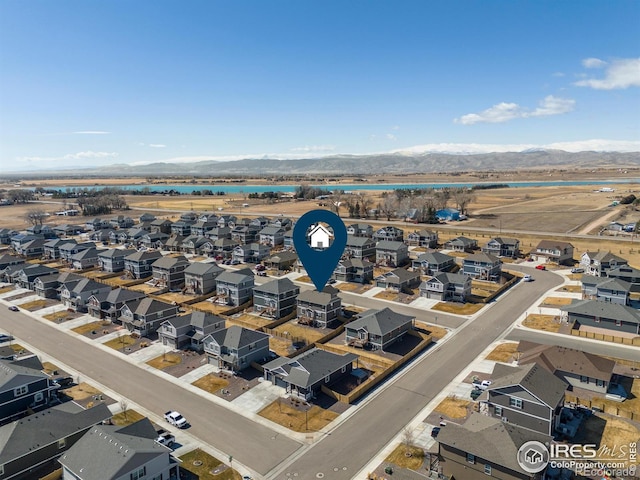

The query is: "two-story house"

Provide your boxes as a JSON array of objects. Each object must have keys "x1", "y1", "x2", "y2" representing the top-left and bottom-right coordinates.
[
  {"x1": 346, "y1": 223, "x2": 374, "y2": 238},
  {"x1": 87, "y1": 287, "x2": 146, "y2": 321},
  {"x1": 15, "y1": 238, "x2": 46, "y2": 258},
  {"x1": 462, "y1": 252, "x2": 502, "y2": 281},
  {"x1": 52, "y1": 224, "x2": 84, "y2": 237},
  {"x1": 406, "y1": 229, "x2": 438, "y2": 248},
  {"x1": 607, "y1": 264, "x2": 640, "y2": 289},
  {"x1": 373, "y1": 226, "x2": 404, "y2": 242},
  {"x1": 59, "y1": 242, "x2": 96, "y2": 263},
  {"x1": 332, "y1": 258, "x2": 374, "y2": 284},
  {"x1": 183, "y1": 262, "x2": 224, "y2": 295},
  {"x1": 375, "y1": 267, "x2": 421, "y2": 291},
  {"x1": 123, "y1": 250, "x2": 163, "y2": 279},
  {"x1": 59, "y1": 417, "x2": 180, "y2": 480},
  {"x1": 437, "y1": 413, "x2": 550, "y2": 480},
  {"x1": 259, "y1": 226, "x2": 285, "y2": 247},
  {"x1": 345, "y1": 308, "x2": 414, "y2": 351},
  {"x1": 344, "y1": 236, "x2": 376, "y2": 261},
  {"x1": 150, "y1": 255, "x2": 190, "y2": 291},
  {"x1": 263, "y1": 348, "x2": 357, "y2": 400},
  {"x1": 482, "y1": 237, "x2": 521, "y2": 258},
  {"x1": 180, "y1": 235, "x2": 209, "y2": 255},
  {"x1": 231, "y1": 224, "x2": 261, "y2": 244},
  {"x1": 159, "y1": 311, "x2": 225, "y2": 351},
  {"x1": 215, "y1": 268, "x2": 254, "y2": 306},
  {"x1": 581, "y1": 276, "x2": 631, "y2": 305},
  {"x1": 480, "y1": 362, "x2": 567, "y2": 435},
  {"x1": 109, "y1": 215, "x2": 134, "y2": 230},
  {"x1": 375, "y1": 240, "x2": 409, "y2": 267},
  {"x1": 232, "y1": 243, "x2": 270, "y2": 264},
  {"x1": 580, "y1": 250, "x2": 628, "y2": 276},
  {"x1": 411, "y1": 251, "x2": 456, "y2": 275},
  {"x1": 12, "y1": 265, "x2": 58, "y2": 290},
  {"x1": 34, "y1": 271, "x2": 83, "y2": 299},
  {"x1": 120, "y1": 298, "x2": 180, "y2": 337},
  {"x1": 71, "y1": 247, "x2": 100, "y2": 270},
  {"x1": 253, "y1": 278, "x2": 300, "y2": 319},
  {"x1": 0, "y1": 403, "x2": 111, "y2": 480},
  {"x1": 205, "y1": 226, "x2": 232, "y2": 241},
  {"x1": 0, "y1": 357, "x2": 60, "y2": 422},
  {"x1": 444, "y1": 236, "x2": 477, "y2": 252},
  {"x1": 203, "y1": 326, "x2": 270, "y2": 371},
  {"x1": 140, "y1": 231, "x2": 169, "y2": 249},
  {"x1": 517, "y1": 341, "x2": 615, "y2": 395},
  {"x1": 191, "y1": 219, "x2": 219, "y2": 237},
  {"x1": 217, "y1": 214, "x2": 237, "y2": 228},
  {"x1": 163, "y1": 233, "x2": 185, "y2": 252},
  {"x1": 170, "y1": 212, "x2": 198, "y2": 236},
  {"x1": 43, "y1": 238, "x2": 72, "y2": 260},
  {"x1": 263, "y1": 251, "x2": 298, "y2": 273},
  {"x1": 532, "y1": 240, "x2": 574, "y2": 265},
  {"x1": 296, "y1": 286, "x2": 342, "y2": 328},
  {"x1": 97, "y1": 248, "x2": 136, "y2": 273},
  {"x1": 150, "y1": 218, "x2": 173, "y2": 234},
  {"x1": 419, "y1": 272, "x2": 472, "y2": 302},
  {"x1": 0, "y1": 229, "x2": 18, "y2": 245},
  {"x1": 60, "y1": 278, "x2": 111, "y2": 312}
]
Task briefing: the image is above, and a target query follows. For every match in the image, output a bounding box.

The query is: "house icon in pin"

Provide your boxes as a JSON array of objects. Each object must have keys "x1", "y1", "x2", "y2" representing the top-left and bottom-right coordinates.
[{"x1": 308, "y1": 224, "x2": 333, "y2": 249}]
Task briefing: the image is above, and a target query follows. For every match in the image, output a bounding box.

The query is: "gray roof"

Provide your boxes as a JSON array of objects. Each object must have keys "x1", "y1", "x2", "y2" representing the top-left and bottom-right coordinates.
[
  {"x1": 105, "y1": 288, "x2": 146, "y2": 305},
  {"x1": 415, "y1": 251, "x2": 454, "y2": 264},
  {"x1": 67, "y1": 278, "x2": 108, "y2": 295},
  {"x1": 124, "y1": 250, "x2": 163, "y2": 262},
  {"x1": 151, "y1": 255, "x2": 190, "y2": 269},
  {"x1": 297, "y1": 286, "x2": 340, "y2": 306},
  {"x1": 265, "y1": 251, "x2": 298, "y2": 263},
  {"x1": 348, "y1": 307, "x2": 414, "y2": 336},
  {"x1": 184, "y1": 262, "x2": 224, "y2": 276},
  {"x1": 259, "y1": 226, "x2": 284, "y2": 236},
  {"x1": 0, "y1": 358, "x2": 48, "y2": 393},
  {"x1": 98, "y1": 248, "x2": 137, "y2": 259},
  {"x1": 44, "y1": 238, "x2": 68, "y2": 248},
  {"x1": 581, "y1": 276, "x2": 631, "y2": 292},
  {"x1": 165, "y1": 311, "x2": 225, "y2": 330},
  {"x1": 464, "y1": 252, "x2": 501, "y2": 264},
  {"x1": 254, "y1": 277, "x2": 299, "y2": 295},
  {"x1": 487, "y1": 363, "x2": 567, "y2": 408},
  {"x1": 206, "y1": 325, "x2": 268, "y2": 351},
  {"x1": 584, "y1": 250, "x2": 628, "y2": 264},
  {"x1": 561, "y1": 299, "x2": 640, "y2": 324},
  {"x1": 58, "y1": 418, "x2": 169, "y2": 480},
  {"x1": 422, "y1": 272, "x2": 470, "y2": 286},
  {"x1": 436, "y1": 413, "x2": 551, "y2": 476},
  {"x1": 346, "y1": 235, "x2": 375, "y2": 247},
  {"x1": 264, "y1": 348, "x2": 357, "y2": 389},
  {"x1": 376, "y1": 240, "x2": 406, "y2": 251},
  {"x1": 536, "y1": 239, "x2": 573, "y2": 251},
  {"x1": 71, "y1": 247, "x2": 99, "y2": 261},
  {"x1": 376, "y1": 267, "x2": 419, "y2": 283},
  {"x1": 0, "y1": 403, "x2": 112, "y2": 464},
  {"x1": 131, "y1": 297, "x2": 177, "y2": 316},
  {"x1": 517, "y1": 341, "x2": 615, "y2": 382},
  {"x1": 216, "y1": 268, "x2": 254, "y2": 284},
  {"x1": 488, "y1": 237, "x2": 519, "y2": 246},
  {"x1": 16, "y1": 264, "x2": 58, "y2": 278},
  {"x1": 445, "y1": 236, "x2": 476, "y2": 246}
]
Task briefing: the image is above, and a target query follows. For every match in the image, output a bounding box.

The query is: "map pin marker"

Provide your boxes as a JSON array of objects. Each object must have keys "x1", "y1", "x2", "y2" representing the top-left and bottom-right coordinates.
[{"x1": 293, "y1": 209, "x2": 347, "y2": 292}]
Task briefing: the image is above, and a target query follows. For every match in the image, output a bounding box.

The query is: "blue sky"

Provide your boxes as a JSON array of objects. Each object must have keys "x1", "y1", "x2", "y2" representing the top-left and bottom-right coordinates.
[{"x1": 1, "y1": 0, "x2": 639, "y2": 172}]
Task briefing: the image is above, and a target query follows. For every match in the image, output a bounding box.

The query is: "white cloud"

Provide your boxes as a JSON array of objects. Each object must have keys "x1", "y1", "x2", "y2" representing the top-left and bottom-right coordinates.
[
  {"x1": 73, "y1": 131, "x2": 111, "y2": 134},
  {"x1": 582, "y1": 57, "x2": 607, "y2": 69},
  {"x1": 391, "y1": 125, "x2": 400, "y2": 130},
  {"x1": 574, "y1": 57, "x2": 640, "y2": 90},
  {"x1": 149, "y1": 144, "x2": 166, "y2": 148},
  {"x1": 290, "y1": 145, "x2": 335, "y2": 153},
  {"x1": 454, "y1": 95, "x2": 575, "y2": 125},
  {"x1": 392, "y1": 139, "x2": 640, "y2": 155},
  {"x1": 18, "y1": 151, "x2": 119, "y2": 163},
  {"x1": 386, "y1": 134, "x2": 397, "y2": 141},
  {"x1": 552, "y1": 72, "x2": 565, "y2": 77}
]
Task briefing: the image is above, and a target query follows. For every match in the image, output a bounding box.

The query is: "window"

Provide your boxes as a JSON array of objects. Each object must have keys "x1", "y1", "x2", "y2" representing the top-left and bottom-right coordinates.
[
  {"x1": 467, "y1": 453, "x2": 475, "y2": 464},
  {"x1": 58, "y1": 438, "x2": 66, "y2": 449},
  {"x1": 34, "y1": 392, "x2": 44, "y2": 403},
  {"x1": 484, "y1": 463, "x2": 492, "y2": 475},
  {"x1": 341, "y1": 366, "x2": 347, "y2": 373},
  {"x1": 595, "y1": 317, "x2": 600, "y2": 323},
  {"x1": 325, "y1": 375, "x2": 331, "y2": 383},
  {"x1": 596, "y1": 379, "x2": 604, "y2": 387},
  {"x1": 509, "y1": 397, "x2": 523, "y2": 409},
  {"x1": 494, "y1": 406, "x2": 502, "y2": 417},
  {"x1": 131, "y1": 467, "x2": 146, "y2": 480},
  {"x1": 615, "y1": 319, "x2": 621, "y2": 327},
  {"x1": 13, "y1": 385, "x2": 28, "y2": 396}
]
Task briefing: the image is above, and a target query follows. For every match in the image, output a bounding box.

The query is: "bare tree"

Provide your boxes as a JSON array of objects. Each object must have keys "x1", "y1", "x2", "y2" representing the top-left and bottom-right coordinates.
[
  {"x1": 380, "y1": 195, "x2": 398, "y2": 221},
  {"x1": 359, "y1": 195, "x2": 373, "y2": 219},
  {"x1": 24, "y1": 208, "x2": 48, "y2": 226},
  {"x1": 119, "y1": 398, "x2": 129, "y2": 420},
  {"x1": 402, "y1": 426, "x2": 415, "y2": 455},
  {"x1": 434, "y1": 188, "x2": 450, "y2": 211},
  {"x1": 451, "y1": 187, "x2": 475, "y2": 215},
  {"x1": 331, "y1": 190, "x2": 345, "y2": 217}
]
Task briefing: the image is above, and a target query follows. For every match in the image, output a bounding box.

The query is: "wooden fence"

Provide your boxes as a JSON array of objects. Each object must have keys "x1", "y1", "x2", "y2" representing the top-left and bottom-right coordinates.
[
  {"x1": 479, "y1": 271, "x2": 519, "y2": 304},
  {"x1": 565, "y1": 393, "x2": 637, "y2": 421},
  {"x1": 570, "y1": 328, "x2": 640, "y2": 346}
]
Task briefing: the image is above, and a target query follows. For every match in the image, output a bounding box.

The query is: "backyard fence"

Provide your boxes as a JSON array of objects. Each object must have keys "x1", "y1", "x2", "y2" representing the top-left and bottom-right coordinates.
[
  {"x1": 570, "y1": 328, "x2": 640, "y2": 346},
  {"x1": 565, "y1": 393, "x2": 638, "y2": 421}
]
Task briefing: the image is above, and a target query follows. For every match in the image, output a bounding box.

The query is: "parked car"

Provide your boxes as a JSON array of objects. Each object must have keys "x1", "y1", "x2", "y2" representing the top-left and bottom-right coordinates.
[
  {"x1": 7, "y1": 306, "x2": 19, "y2": 312},
  {"x1": 255, "y1": 264, "x2": 266, "y2": 271},
  {"x1": 164, "y1": 411, "x2": 188, "y2": 428},
  {"x1": 523, "y1": 274, "x2": 532, "y2": 282},
  {"x1": 431, "y1": 427, "x2": 441, "y2": 437},
  {"x1": 535, "y1": 264, "x2": 546, "y2": 270},
  {"x1": 571, "y1": 267, "x2": 585, "y2": 273},
  {"x1": 0, "y1": 333, "x2": 14, "y2": 342},
  {"x1": 472, "y1": 379, "x2": 493, "y2": 390},
  {"x1": 155, "y1": 429, "x2": 176, "y2": 447}
]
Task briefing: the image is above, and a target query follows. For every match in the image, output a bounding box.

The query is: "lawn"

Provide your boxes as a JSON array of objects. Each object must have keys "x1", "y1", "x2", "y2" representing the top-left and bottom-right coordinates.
[
  {"x1": 258, "y1": 400, "x2": 339, "y2": 432},
  {"x1": 335, "y1": 282, "x2": 361, "y2": 292},
  {"x1": 111, "y1": 409, "x2": 145, "y2": 426},
  {"x1": 179, "y1": 449, "x2": 241, "y2": 480},
  {"x1": 485, "y1": 342, "x2": 519, "y2": 362},
  {"x1": 434, "y1": 396, "x2": 471, "y2": 419},
  {"x1": 0, "y1": 286, "x2": 15, "y2": 294},
  {"x1": 556, "y1": 285, "x2": 582, "y2": 293},
  {"x1": 540, "y1": 296, "x2": 573, "y2": 306},
  {"x1": 272, "y1": 322, "x2": 325, "y2": 344},
  {"x1": 431, "y1": 302, "x2": 484, "y2": 315},
  {"x1": 9, "y1": 343, "x2": 26, "y2": 353},
  {"x1": 296, "y1": 275, "x2": 312, "y2": 283},
  {"x1": 192, "y1": 373, "x2": 229, "y2": 394},
  {"x1": 71, "y1": 320, "x2": 112, "y2": 335},
  {"x1": 43, "y1": 311, "x2": 73, "y2": 322},
  {"x1": 384, "y1": 444, "x2": 425, "y2": 470},
  {"x1": 18, "y1": 299, "x2": 47, "y2": 310},
  {"x1": 522, "y1": 314, "x2": 561, "y2": 333},
  {"x1": 269, "y1": 336, "x2": 294, "y2": 357},
  {"x1": 374, "y1": 290, "x2": 399, "y2": 301},
  {"x1": 62, "y1": 382, "x2": 102, "y2": 401},
  {"x1": 582, "y1": 414, "x2": 640, "y2": 467},
  {"x1": 146, "y1": 353, "x2": 183, "y2": 370},
  {"x1": 41, "y1": 361, "x2": 61, "y2": 376},
  {"x1": 414, "y1": 321, "x2": 448, "y2": 340},
  {"x1": 103, "y1": 334, "x2": 137, "y2": 351}
]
